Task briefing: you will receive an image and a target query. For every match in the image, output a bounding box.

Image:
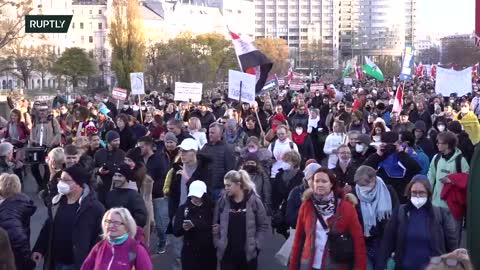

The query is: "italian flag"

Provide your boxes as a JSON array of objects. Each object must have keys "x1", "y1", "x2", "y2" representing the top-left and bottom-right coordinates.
[
  {"x1": 342, "y1": 60, "x2": 353, "y2": 78},
  {"x1": 363, "y1": 56, "x2": 384, "y2": 81}
]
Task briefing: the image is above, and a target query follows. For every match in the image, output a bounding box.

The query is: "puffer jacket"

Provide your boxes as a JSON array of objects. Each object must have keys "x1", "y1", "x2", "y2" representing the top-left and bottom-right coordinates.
[
  {"x1": 80, "y1": 238, "x2": 153, "y2": 270},
  {"x1": 199, "y1": 141, "x2": 235, "y2": 189},
  {"x1": 289, "y1": 189, "x2": 367, "y2": 270},
  {"x1": 0, "y1": 193, "x2": 37, "y2": 270},
  {"x1": 248, "y1": 172, "x2": 272, "y2": 214},
  {"x1": 428, "y1": 148, "x2": 470, "y2": 209},
  {"x1": 213, "y1": 191, "x2": 270, "y2": 262}
]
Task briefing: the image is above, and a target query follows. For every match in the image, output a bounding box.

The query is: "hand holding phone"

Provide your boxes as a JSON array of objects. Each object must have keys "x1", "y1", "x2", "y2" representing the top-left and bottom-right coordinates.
[{"x1": 183, "y1": 219, "x2": 194, "y2": 231}]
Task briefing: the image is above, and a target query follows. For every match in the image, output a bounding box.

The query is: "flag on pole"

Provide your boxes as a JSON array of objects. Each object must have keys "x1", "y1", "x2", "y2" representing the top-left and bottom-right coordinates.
[
  {"x1": 473, "y1": 63, "x2": 479, "y2": 80},
  {"x1": 342, "y1": 60, "x2": 353, "y2": 78},
  {"x1": 415, "y1": 63, "x2": 424, "y2": 77},
  {"x1": 392, "y1": 84, "x2": 403, "y2": 113},
  {"x1": 363, "y1": 56, "x2": 384, "y2": 81},
  {"x1": 229, "y1": 30, "x2": 273, "y2": 94},
  {"x1": 355, "y1": 65, "x2": 363, "y2": 81},
  {"x1": 431, "y1": 64, "x2": 437, "y2": 79}
]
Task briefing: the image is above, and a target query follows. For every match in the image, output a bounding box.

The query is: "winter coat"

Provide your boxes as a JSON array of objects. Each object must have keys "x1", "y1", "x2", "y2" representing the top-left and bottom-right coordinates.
[
  {"x1": 238, "y1": 148, "x2": 273, "y2": 174},
  {"x1": 0, "y1": 194, "x2": 37, "y2": 270},
  {"x1": 0, "y1": 227, "x2": 16, "y2": 270},
  {"x1": 93, "y1": 148, "x2": 126, "y2": 203},
  {"x1": 455, "y1": 111, "x2": 480, "y2": 145},
  {"x1": 116, "y1": 127, "x2": 137, "y2": 152},
  {"x1": 428, "y1": 149, "x2": 470, "y2": 209},
  {"x1": 198, "y1": 141, "x2": 235, "y2": 189},
  {"x1": 4, "y1": 121, "x2": 30, "y2": 145},
  {"x1": 213, "y1": 191, "x2": 270, "y2": 262},
  {"x1": 363, "y1": 151, "x2": 421, "y2": 203},
  {"x1": 375, "y1": 203, "x2": 458, "y2": 270},
  {"x1": 105, "y1": 188, "x2": 148, "y2": 227},
  {"x1": 248, "y1": 172, "x2": 272, "y2": 213},
  {"x1": 30, "y1": 119, "x2": 62, "y2": 148},
  {"x1": 289, "y1": 190, "x2": 367, "y2": 270},
  {"x1": 456, "y1": 131, "x2": 474, "y2": 163},
  {"x1": 332, "y1": 161, "x2": 359, "y2": 187},
  {"x1": 191, "y1": 110, "x2": 216, "y2": 130},
  {"x1": 416, "y1": 136, "x2": 436, "y2": 160},
  {"x1": 144, "y1": 152, "x2": 169, "y2": 199},
  {"x1": 440, "y1": 173, "x2": 468, "y2": 221},
  {"x1": 294, "y1": 135, "x2": 315, "y2": 167},
  {"x1": 33, "y1": 185, "x2": 105, "y2": 270},
  {"x1": 173, "y1": 199, "x2": 217, "y2": 270},
  {"x1": 285, "y1": 183, "x2": 308, "y2": 228},
  {"x1": 272, "y1": 169, "x2": 304, "y2": 211},
  {"x1": 80, "y1": 238, "x2": 153, "y2": 270}
]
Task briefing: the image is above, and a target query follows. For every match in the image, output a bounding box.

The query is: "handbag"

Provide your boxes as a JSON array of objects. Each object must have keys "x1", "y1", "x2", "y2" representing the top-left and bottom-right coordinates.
[
  {"x1": 274, "y1": 228, "x2": 296, "y2": 266},
  {"x1": 314, "y1": 201, "x2": 355, "y2": 263}
]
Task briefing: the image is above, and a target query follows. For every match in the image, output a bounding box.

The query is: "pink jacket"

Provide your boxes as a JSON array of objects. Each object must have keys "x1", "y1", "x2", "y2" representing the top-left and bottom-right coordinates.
[{"x1": 81, "y1": 238, "x2": 153, "y2": 270}]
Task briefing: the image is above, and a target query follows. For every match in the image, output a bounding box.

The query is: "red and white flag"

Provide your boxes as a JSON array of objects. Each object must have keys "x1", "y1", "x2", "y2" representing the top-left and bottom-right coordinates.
[
  {"x1": 392, "y1": 84, "x2": 403, "y2": 113},
  {"x1": 415, "y1": 63, "x2": 424, "y2": 77},
  {"x1": 473, "y1": 63, "x2": 479, "y2": 80},
  {"x1": 229, "y1": 31, "x2": 273, "y2": 94},
  {"x1": 355, "y1": 65, "x2": 363, "y2": 81}
]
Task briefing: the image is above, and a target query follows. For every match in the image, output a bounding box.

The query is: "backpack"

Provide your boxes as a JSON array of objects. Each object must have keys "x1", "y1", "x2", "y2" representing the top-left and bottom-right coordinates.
[
  {"x1": 433, "y1": 154, "x2": 462, "y2": 175},
  {"x1": 270, "y1": 139, "x2": 294, "y2": 154}
]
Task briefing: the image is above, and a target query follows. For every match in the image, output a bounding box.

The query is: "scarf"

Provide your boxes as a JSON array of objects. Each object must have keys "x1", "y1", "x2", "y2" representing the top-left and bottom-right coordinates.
[
  {"x1": 292, "y1": 131, "x2": 308, "y2": 145},
  {"x1": 108, "y1": 233, "x2": 129, "y2": 246},
  {"x1": 355, "y1": 177, "x2": 392, "y2": 237},
  {"x1": 312, "y1": 191, "x2": 336, "y2": 217},
  {"x1": 307, "y1": 116, "x2": 320, "y2": 133},
  {"x1": 224, "y1": 129, "x2": 239, "y2": 144}
]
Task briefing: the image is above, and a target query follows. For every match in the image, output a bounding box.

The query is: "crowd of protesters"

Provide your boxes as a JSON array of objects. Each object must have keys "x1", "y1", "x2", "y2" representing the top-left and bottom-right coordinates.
[{"x1": 0, "y1": 76, "x2": 477, "y2": 270}]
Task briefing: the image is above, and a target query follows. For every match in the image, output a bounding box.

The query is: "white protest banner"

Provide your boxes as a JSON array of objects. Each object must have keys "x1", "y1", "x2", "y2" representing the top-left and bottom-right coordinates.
[
  {"x1": 343, "y1": 78, "x2": 353, "y2": 85},
  {"x1": 174, "y1": 82, "x2": 203, "y2": 102},
  {"x1": 289, "y1": 81, "x2": 304, "y2": 91},
  {"x1": 435, "y1": 67, "x2": 472, "y2": 97},
  {"x1": 112, "y1": 87, "x2": 128, "y2": 101},
  {"x1": 228, "y1": 70, "x2": 256, "y2": 103},
  {"x1": 130, "y1": 72, "x2": 145, "y2": 95},
  {"x1": 310, "y1": 83, "x2": 325, "y2": 91}
]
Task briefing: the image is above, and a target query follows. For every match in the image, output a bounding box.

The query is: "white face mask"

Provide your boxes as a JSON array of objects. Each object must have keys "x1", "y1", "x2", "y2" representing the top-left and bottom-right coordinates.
[
  {"x1": 57, "y1": 181, "x2": 71, "y2": 195},
  {"x1": 295, "y1": 128, "x2": 303, "y2": 135},
  {"x1": 358, "y1": 185, "x2": 373, "y2": 194},
  {"x1": 437, "y1": 125, "x2": 446, "y2": 132},
  {"x1": 123, "y1": 105, "x2": 129, "y2": 110},
  {"x1": 248, "y1": 147, "x2": 257, "y2": 153},
  {"x1": 461, "y1": 107, "x2": 469, "y2": 114},
  {"x1": 132, "y1": 105, "x2": 140, "y2": 111},
  {"x1": 103, "y1": 98, "x2": 109, "y2": 103},
  {"x1": 355, "y1": 144, "x2": 365, "y2": 153},
  {"x1": 411, "y1": 197, "x2": 427, "y2": 209}
]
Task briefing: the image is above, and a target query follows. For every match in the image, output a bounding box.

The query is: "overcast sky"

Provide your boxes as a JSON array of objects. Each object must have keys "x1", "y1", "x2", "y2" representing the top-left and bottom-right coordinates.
[{"x1": 416, "y1": 0, "x2": 474, "y2": 36}]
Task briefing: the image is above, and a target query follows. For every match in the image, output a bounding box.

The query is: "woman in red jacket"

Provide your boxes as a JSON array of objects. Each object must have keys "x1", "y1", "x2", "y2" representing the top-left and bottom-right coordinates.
[{"x1": 290, "y1": 168, "x2": 367, "y2": 270}]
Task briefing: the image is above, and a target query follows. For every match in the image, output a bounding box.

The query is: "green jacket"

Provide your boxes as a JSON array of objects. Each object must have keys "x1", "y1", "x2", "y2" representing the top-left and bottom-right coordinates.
[{"x1": 428, "y1": 148, "x2": 470, "y2": 209}]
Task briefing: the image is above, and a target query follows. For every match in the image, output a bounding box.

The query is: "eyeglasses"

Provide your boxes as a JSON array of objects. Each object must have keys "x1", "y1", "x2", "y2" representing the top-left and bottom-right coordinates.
[
  {"x1": 429, "y1": 257, "x2": 463, "y2": 267},
  {"x1": 411, "y1": 191, "x2": 428, "y2": 197},
  {"x1": 436, "y1": 142, "x2": 447, "y2": 145},
  {"x1": 104, "y1": 219, "x2": 124, "y2": 227}
]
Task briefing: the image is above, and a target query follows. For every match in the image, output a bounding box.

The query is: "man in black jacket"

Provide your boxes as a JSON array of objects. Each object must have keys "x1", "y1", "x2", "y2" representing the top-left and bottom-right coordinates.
[
  {"x1": 93, "y1": 130, "x2": 126, "y2": 204},
  {"x1": 363, "y1": 131, "x2": 422, "y2": 203},
  {"x1": 414, "y1": 120, "x2": 436, "y2": 160},
  {"x1": 167, "y1": 119, "x2": 194, "y2": 144},
  {"x1": 199, "y1": 122, "x2": 235, "y2": 200},
  {"x1": 32, "y1": 164, "x2": 105, "y2": 270},
  {"x1": 138, "y1": 136, "x2": 169, "y2": 254},
  {"x1": 191, "y1": 102, "x2": 216, "y2": 130}
]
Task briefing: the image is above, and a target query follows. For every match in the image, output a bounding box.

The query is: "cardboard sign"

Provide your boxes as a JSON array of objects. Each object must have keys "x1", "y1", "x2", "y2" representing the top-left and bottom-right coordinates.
[
  {"x1": 130, "y1": 72, "x2": 145, "y2": 95},
  {"x1": 289, "y1": 81, "x2": 304, "y2": 91},
  {"x1": 112, "y1": 87, "x2": 128, "y2": 101},
  {"x1": 343, "y1": 78, "x2": 353, "y2": 85},
  {"x1": 228, "y1": 70, "x2": 256, "y2": 103},
  {"x1": 174, "y1": 82, "x2": 203, "y2": 102}
]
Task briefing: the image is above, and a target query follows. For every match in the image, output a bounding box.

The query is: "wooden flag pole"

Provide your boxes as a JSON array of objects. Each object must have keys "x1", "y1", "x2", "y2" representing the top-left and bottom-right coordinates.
[{"x1": 138, "y1": 94, "x2": 143, "y2": 123}]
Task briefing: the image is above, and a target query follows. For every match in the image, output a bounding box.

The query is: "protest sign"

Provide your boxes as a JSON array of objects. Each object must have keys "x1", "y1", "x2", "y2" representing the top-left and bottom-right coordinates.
[
  {"x1": 310, "y1": 83, "x2": 325, "y2": 91},
  {"x1": 228, "y1": 70, "x2": 256, "y2": 103},
  {"x1": 435, "y1": 67, "x2": 472, "y2": 97},
  {"x1": 130, "y1": 72, "x2": 145, "y2": 95},
  {"x1": 289, "y1": 80, "x2": 304, "y2": 91},
  {"x1": 400, "y1": 46, "x2": 415, "y2": 81},
  {"x1": 112, "y1": 87, "x2": 127, "y2": 101},
  {"x1": 343, "y1": 78, "x2": 353, "y2": 85},
  {"x1": 174, "y1": 82, "x2": 203, "y2": 102}
]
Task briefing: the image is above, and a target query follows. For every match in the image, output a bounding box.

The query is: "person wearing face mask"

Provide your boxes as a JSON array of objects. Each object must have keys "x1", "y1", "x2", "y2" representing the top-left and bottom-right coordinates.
[
  {"x1": 241, "y1": 154, "x2": 272, "y2": 215},
  {"x1": 81, "y1": 208, "x2": 153, "y2": 270},
  {"x1": 119, "y1": 101, "x2": 134, "y2": 116},
  {"x1": 271, "y1": 151, "x2": 304, "y2": 237},
  {"x1": 292, "y1": 123, "x2": 314, "y2": 168},
  {"x1": 290, "y1": 168, "x2": 367, "y2": 270},
  {"x1": 238, "y1": 136, "x2": 272, "y2": 173},
  {"x1": 32, "y1": 164, "x2": 105, "y2": 270},
  {"x1": 377, "y1": 175, "x2": 457, "y2": 270},
  {"x1": 363, "y1": 131, "x2": 422, "y2": 203},
  {"x1": 101, "y1": 95, "x2": 118, "y2": 119},
  {"x1": 351, "y1": 134, "x2": 376, "y2": 165},
  {"x1": 428, "y1": 116, "x2": 448, "y2": 152},
  {"x1": 324, "y1": 120, "x2": 347, "y2": 169},
  {"x1": 105, "y1": 164, "x2": 148, "y2": 228},
  {"x1": 454, "y1": 100, "x2": 480, "y2": 145},
  {"x1": 352, "y1": 166, "x2": 398, "y2": 270}
]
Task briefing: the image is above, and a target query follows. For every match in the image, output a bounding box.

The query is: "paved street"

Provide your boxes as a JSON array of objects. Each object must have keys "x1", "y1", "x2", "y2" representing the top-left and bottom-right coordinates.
[{"x1": 24, "y1": 167, "x2": 288, "y2": 270}]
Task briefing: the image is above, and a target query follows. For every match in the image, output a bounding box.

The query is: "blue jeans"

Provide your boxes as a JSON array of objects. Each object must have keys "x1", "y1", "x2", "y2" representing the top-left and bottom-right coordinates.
[
  {"x1": 55, "y1": 263, "x2": 74, "y2": 270},
  {"x1": 153, "y1": 197, "x2": 169, "y2": 249}
]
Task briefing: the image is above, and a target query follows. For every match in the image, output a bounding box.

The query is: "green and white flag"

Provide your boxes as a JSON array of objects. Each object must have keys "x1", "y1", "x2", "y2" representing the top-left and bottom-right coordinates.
[
  {"x1": 342, "y1": 60, "x2": 353, "y2": 78},
  {"x1": 363, "y1": 56, "x2": 384, "y2": 81}
]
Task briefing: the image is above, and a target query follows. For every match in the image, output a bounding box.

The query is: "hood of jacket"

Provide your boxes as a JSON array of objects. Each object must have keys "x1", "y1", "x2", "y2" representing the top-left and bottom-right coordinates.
[{"x1": 52, "y1": 184, "x2": 92, "y2": 206}]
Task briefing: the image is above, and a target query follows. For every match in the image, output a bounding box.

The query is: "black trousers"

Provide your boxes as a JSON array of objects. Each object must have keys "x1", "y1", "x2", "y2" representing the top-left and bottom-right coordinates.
[
  {"x1": 181, "y1": 247, "x2": 217, "y2": 270},
  {"x1": 31, "y1": 163, "x2": 50, "y2": 191},
  {"x1": 220, "y1": 253, "x2": 257, "y2": 270}
]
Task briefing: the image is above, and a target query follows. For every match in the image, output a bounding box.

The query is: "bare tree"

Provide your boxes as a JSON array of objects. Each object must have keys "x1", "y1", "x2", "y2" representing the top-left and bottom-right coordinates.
[{"x1": 0, "y1": 0, "x2": 33, "y2": 50}]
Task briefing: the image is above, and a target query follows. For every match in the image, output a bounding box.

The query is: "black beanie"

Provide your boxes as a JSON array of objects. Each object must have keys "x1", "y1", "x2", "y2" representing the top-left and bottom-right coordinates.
[
  {"x1": 381, "y1": 131, "x2": 399, "y2": 144},
  {"x1": 447, "y1": 121, "x2": 463, "y2": 134},
  {"x1": 64, "y1": 164, "x2": 89, "y2": 187},
  {"x1": 115, "y1": 163, "x2": 134, "y2": 181}
]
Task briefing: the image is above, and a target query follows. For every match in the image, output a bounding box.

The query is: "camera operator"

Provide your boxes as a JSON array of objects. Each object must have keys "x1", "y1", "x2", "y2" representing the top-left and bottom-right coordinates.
[{"x1": 29, "y1": 102, "x2": 61, "y2": 191}]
